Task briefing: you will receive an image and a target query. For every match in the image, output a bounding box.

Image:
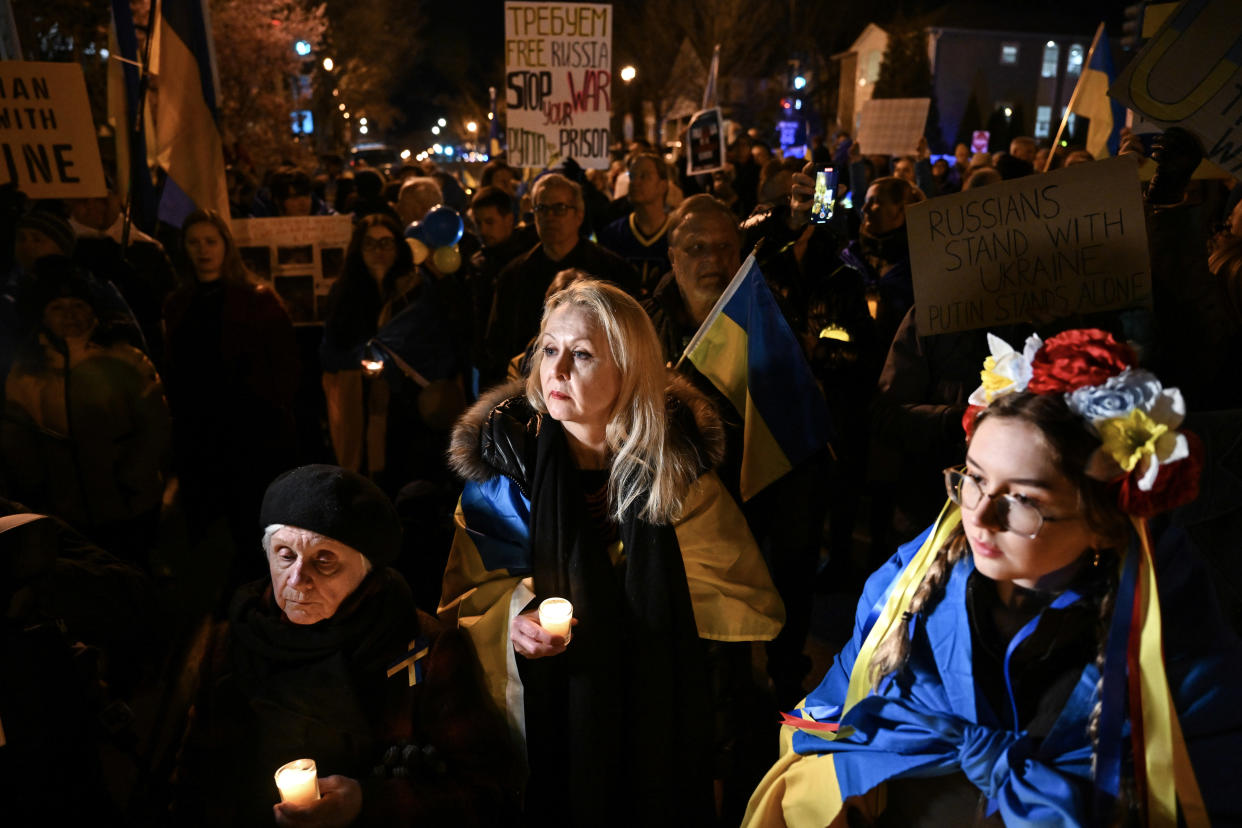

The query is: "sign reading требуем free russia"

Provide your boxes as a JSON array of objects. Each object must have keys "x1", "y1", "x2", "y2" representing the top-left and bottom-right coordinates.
[
  {"x1": 907, "y1": 156, "x2": 1152, "y2": 336},
  {"x1": 504, "y1": 2, "x2": 612, "y2": 170}
]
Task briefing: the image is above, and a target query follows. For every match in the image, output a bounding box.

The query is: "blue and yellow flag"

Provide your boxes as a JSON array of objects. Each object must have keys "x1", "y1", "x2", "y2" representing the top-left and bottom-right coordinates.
[
  {"x1": 681, "y1": 254, "x2": 832, "y2": 501},
  {"x1": 151, "y1": 0, "x2": 229, "y2": 225},
  {"x1": 1068, "y1": 22, "x2": 1126, "y2": 159}
]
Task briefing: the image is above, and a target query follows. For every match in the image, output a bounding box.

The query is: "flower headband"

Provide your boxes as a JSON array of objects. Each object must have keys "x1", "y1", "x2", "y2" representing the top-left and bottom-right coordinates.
[{"x1": 963, "y1": 328, "x2": 1201, "y2": 518}]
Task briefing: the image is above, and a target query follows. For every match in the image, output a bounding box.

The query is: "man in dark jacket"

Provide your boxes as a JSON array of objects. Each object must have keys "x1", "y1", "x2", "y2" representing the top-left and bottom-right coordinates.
[{"x1": 483, "y1": 174, "x2": 637, "y2": 382}]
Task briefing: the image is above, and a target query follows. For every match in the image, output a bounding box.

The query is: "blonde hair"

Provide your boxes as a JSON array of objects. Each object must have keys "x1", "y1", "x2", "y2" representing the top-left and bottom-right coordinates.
[{"x1": 525, "y1": 280, "x2": 697, "y2": 524}]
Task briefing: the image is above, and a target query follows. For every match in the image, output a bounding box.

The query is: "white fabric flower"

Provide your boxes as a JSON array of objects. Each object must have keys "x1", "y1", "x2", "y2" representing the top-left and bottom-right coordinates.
[{"x1": 967, "y1": 333, "x2": 1043, "y2": 407}]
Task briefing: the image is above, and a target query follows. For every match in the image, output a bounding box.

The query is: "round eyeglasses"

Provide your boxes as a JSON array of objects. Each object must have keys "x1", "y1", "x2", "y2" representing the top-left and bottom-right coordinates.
[{"x1": 943, "y1": 467, "x2": 1077, "y2": 539}]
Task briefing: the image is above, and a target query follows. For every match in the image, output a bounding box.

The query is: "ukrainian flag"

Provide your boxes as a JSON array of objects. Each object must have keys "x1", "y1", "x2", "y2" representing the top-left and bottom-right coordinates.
[
  {"x1": 681, "y1": 255, "x2": 832, "y2": 501},
  {"x1": 1069, "y1": 22, "x2": 1126, "y2": 159},
  {"x1": 150, "y1": 0, "x2": 230, "y2": 224}
]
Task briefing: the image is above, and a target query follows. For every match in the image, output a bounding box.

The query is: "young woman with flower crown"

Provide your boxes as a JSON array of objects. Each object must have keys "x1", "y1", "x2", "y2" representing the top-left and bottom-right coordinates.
[{"x1": 744, "y1": 328, "x2": 1242, "y2": 827}]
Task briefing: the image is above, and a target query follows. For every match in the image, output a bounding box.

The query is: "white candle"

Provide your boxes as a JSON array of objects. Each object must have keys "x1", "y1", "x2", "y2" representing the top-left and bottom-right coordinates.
[
  {"x1": 274, "y1": 758, "x2": 320, "y2": 806},
  {"x1": 538, "y1": 597, "x2": 574, "y2": 638}
]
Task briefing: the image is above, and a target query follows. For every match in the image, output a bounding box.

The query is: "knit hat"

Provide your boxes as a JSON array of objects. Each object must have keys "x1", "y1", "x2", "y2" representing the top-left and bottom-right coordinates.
[
  {"x1": 259, "y1": 465, "x2": 402, "y2": 565},
  {"x1": 17, "y1": 209, "x2": 75, "y2": 256}
]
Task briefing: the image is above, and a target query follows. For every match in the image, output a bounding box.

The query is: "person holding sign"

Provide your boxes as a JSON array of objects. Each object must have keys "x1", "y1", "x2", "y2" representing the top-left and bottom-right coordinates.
[{"x1": 745, "y1": 328, "x2": 1242, "y2": 827}]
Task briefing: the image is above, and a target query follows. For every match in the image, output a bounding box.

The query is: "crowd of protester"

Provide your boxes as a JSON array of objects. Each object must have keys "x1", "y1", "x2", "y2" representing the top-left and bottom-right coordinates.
[{"x1": 3, "y1": 112, "x2": 1242, "y2": 826}]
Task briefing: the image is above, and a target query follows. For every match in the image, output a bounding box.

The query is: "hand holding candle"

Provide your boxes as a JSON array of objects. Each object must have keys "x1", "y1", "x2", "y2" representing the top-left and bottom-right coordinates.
[
  {"x1": 274, "y1": 758, "x2": 320, "y2": 807},
  {"x1": 538, "y1": 597, "x2": 574, "y2": 638}
]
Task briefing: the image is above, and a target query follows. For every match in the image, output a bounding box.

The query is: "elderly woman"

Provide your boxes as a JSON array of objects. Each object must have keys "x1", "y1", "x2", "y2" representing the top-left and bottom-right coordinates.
[
  {"x1": 174, "y1": 465, "x2": 516, "y2": 827},
  {"x1": 440, "y1": 280, "x2": 785, "y2": 825}
]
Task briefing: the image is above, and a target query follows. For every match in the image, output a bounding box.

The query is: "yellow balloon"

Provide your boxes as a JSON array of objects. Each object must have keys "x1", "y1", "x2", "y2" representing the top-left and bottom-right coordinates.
[
  {"x1": 406, "y1": 237, "x2": 429, "y2": 265},
  {"x1": 432, "y1": 244, "x2": 461, "y2": 274}
]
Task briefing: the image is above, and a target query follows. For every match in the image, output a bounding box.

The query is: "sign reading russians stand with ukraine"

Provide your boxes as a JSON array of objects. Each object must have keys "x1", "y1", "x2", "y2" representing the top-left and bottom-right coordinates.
[
  {"x1": 906, "y1": 156, "x2": 1152, "y2": 336},
  {"x1": 504, "y1": 2, "x2": 612, "y2": 169}
]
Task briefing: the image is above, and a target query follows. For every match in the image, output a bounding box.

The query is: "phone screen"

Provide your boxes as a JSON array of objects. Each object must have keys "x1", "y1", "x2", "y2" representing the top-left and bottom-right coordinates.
[{"x1": 811, "y1": 167, "x2": 838, "y2": 223}]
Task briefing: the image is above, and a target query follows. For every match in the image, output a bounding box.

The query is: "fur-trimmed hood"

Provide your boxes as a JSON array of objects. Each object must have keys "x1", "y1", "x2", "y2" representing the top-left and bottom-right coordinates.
[{"x1": 448, "y1": 371, "x2": 727, "y2": 494}]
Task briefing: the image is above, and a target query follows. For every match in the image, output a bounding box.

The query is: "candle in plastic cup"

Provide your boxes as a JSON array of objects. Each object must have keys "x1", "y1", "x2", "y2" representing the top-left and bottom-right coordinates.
[
  {"x1": 275, "y1": 758, "x2": 320, "y2": 806},
  {"x1": 538, "y1": 597, "x2": 573, "y2": 638}
]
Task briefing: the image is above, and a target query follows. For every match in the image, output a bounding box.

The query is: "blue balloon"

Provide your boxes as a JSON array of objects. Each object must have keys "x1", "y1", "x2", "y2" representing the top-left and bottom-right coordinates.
[
  {"x1": 404, "y1": 221, "x2": 428, "y2": 242},
  {"x1": 421, "y1": 204, "x2": 464, "y2": 248}
]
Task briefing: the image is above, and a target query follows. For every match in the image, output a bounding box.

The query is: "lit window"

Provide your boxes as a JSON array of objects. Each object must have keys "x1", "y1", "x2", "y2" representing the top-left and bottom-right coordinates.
[
  {"x1": 1067, "y1": 44, "x2": 1084, "y2": 75},
  {"x1": 1041, "y1": 41, "x2": 1059, "y2": 78},
  {"x1": 1001, "y1": 43, "x2": 1019, "y2": 65},
  {"x1": 1035, "y1": 105, "x2": 1052, "y2": 138}
]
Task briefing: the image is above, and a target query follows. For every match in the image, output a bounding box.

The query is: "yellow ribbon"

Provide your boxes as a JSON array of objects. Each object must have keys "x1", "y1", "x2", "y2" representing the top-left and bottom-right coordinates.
[{"x1": 1133, "y1": 518, "x2": 1208, "y2": 827}]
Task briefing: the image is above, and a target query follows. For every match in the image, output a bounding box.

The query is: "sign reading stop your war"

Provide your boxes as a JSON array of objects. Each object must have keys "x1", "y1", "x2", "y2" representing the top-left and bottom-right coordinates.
[
  {"x1": 0, "y1": 62, "x2": 106, "y2": 199},
  {"x1": 908, "y1": 156, "x2": 1152, "y2": 336},
  {"x1": 504, "y1": 1, "x2": 612, "y2": 169}
]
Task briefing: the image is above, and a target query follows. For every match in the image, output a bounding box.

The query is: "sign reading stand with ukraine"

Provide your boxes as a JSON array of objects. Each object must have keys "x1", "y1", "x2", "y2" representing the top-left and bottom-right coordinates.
[{"x1": 679, "y1": 255, "x2": 832, "y2": 501}]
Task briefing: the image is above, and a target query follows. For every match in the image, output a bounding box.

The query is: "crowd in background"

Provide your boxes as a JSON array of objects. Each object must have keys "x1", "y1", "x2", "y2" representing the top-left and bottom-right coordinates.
[{"x1": 3, "y1": 114, "x2": 1242, "y2": 824}]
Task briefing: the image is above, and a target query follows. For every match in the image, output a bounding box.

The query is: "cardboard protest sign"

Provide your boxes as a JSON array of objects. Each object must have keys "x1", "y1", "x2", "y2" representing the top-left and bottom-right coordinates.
[
  {"x1": 971, "y1": 130, "x2": 990, "y2": 154},
  {"x1": 231, "y1": 216, "x2": 353, "y2": 324},
  {"x1": 686, "y1": 107, "x2": 725, "y2": 175},
  {"x1": 1110, "y1": 0, "x2": 1242, "y2": 181},
  {"x1": 907, "y1": 156, "x2": 1151, "y2": 336},
  {"x1": 0, "y1": 62, "x2": 106, "y2": 198},
  {"x1": 504, "y1": 1, "x2": 612, "y2": 169},
  {"x1": 856, "y1": 98, "x2": 930, "y2": 157}
]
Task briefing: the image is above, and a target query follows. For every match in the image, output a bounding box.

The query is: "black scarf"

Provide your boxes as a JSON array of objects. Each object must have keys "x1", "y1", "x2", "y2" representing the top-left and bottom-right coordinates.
[
  {"x1": 521, "y1": 418, "x2": 712, "y2": 826},
  {"x1": 858, "y1": 223, "x2": 910, "y2": 266}
]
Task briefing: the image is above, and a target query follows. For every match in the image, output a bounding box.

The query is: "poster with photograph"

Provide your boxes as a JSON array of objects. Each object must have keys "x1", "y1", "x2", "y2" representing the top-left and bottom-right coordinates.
[
  {"x1": 231, "y1": 215, "x2": 353, "y2": 323},
  {"x1": 687, "y1": 107, "x2": 726, "y2": 175}
]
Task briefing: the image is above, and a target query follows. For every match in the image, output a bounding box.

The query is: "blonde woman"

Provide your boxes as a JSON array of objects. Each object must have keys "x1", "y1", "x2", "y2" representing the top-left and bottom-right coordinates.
[{"x1": 440, "y1": 279, "x2": 784, "y2": 826}]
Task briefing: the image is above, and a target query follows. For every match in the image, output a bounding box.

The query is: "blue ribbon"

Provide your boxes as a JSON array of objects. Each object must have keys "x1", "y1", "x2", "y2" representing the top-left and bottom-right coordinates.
[{"x1": 1093, "y1": 542, "x2": 1140, "y2": 821}]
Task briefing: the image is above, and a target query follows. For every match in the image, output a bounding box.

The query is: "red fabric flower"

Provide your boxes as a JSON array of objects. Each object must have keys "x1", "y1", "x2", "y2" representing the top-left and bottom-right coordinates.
[
  {"x1": 1116, "y1": 431, "x2": 1203, "y2": 518},
  {"x1": 962, "y1": 404, "x2": 984, "y2": 439},
  {"x1": 1027, "y1": 329, "x2": 1135, "y2": 394}
]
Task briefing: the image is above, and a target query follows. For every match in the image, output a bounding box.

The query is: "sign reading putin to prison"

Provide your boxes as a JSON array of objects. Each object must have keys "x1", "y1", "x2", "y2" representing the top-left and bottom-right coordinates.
[
  {"x1": 504, "y1": 2, "x2": 612, "y2": 169},
  {"x1": 907, "y1": 156, "x2": 1151, "y2": 336},
  {"x1": 0, "y1": 62, "x2": 106, "y2": 198}
]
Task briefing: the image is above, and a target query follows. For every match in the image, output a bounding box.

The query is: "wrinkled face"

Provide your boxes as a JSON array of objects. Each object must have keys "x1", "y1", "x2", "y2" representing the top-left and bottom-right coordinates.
[
  {"x1": 962, "y1": 417, "x2": 1100, "y2": 592},
  {"x1": 15, "y1": 228, "x2": 64, "y2": 271},
  {"x1": 185, "y1": 222, "x2": 227, "y2": 281},
  {"x1": 627, "y1": 157, "x2": 668, "y2": 207},
  {"x1": 862, "y1": 184, "x2": 906, "y2": 236},
  {"x1": 533, "y1": 183, "x2": 583, "y2": 251},
  {"x1": 538, "y1": 304, "x2": 621, "y2": 436},
  {"x1": 42, "y1": 297, "x2": 96, "y2": 340},
  {"x1": 361, "y1": 225, "x2": 397, "y2": 279},
  {"x1": 267, "y1": 526, "x2": 371, "y2": 625},
  {"x1": 669, "y1": 211, "x2": 740, "y2": 313},
  {"x1": 472, "y1": 205, "x2": 512, "y2": 248}
]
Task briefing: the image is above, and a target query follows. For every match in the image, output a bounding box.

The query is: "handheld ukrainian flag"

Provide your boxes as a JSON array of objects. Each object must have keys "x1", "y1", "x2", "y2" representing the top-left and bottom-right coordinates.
[
  {"x1": 679, "y1": 254, "x2": 832, "y2": 501},
  {"x1": 150, "y1": 0, "x2": 230, "y2": 225},
  {"x1": 1065, "y1": 22, "x2": 1126, "y2": 159}
]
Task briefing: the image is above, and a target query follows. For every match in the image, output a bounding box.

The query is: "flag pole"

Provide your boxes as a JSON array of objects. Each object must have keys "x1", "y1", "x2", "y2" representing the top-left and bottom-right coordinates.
[{"x1": 1045, "y1": 21, "x2": 1105, "y2": 172}]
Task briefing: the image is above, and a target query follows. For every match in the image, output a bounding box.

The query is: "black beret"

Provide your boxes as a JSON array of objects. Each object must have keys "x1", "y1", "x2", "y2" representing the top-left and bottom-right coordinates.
[{"x1": 259, "y1": 465, "x2": 401, "y2": 565}]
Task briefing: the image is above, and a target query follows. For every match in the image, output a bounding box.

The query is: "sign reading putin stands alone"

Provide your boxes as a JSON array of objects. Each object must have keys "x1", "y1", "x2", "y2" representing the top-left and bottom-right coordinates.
[
  {"x1": 0, "y1": 62, "x2": 106, "y2": 198},
  {"x1": 504, "y1": 1, "x2": 612, "y2": 169},
  {"x1": 907, "y1": 156, "x2": 1151, "y2": 336}
]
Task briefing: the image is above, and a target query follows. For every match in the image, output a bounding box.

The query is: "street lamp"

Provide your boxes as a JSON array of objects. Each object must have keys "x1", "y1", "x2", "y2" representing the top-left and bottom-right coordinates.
[
  {"x1": 338, "y1": 102, "x2": 346, "y2": 111},
  {"x1": 437, "y1": 118, "x2": 447, "y2": 127},
  {"x1": 322, "y1": 57, "x2": 334, "y2": 71},
  {"x1": 359, "y1": 117, "x2": 368, "y2": 126},
  {"x1": 466, "y1": 121, "x2": 478, "y2": 133},
  {"x1": 620, "y1": 65, "x2": 636, "y2": 83},
  {"x1": 432, "y1": 125, "x2": 440, "y2": 135},
  {"x1": 295, "y1": 40, "x2": 311, "y2": 56}
]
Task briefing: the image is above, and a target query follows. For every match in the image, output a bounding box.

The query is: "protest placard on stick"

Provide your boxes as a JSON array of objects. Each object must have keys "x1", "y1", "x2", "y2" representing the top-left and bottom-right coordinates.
[
  {"x1": 0, "y1": 62, "x2": 106, "y2": 198},
  {"x1": 856, "y1": 98, "x2": 930, "y2": 158},
  {"x1": 1110, "y1": 0, "x2": 1242, "y2": 181},
  {"x1": 504, "y1": 1, "x2": 612, "y2": 170},
  {"x1": 907, "y1": 156, "x2": 1152, "y2": 336},
  {"x1": 687, "y1": 108, "x2": 725, "y2": 175}
]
